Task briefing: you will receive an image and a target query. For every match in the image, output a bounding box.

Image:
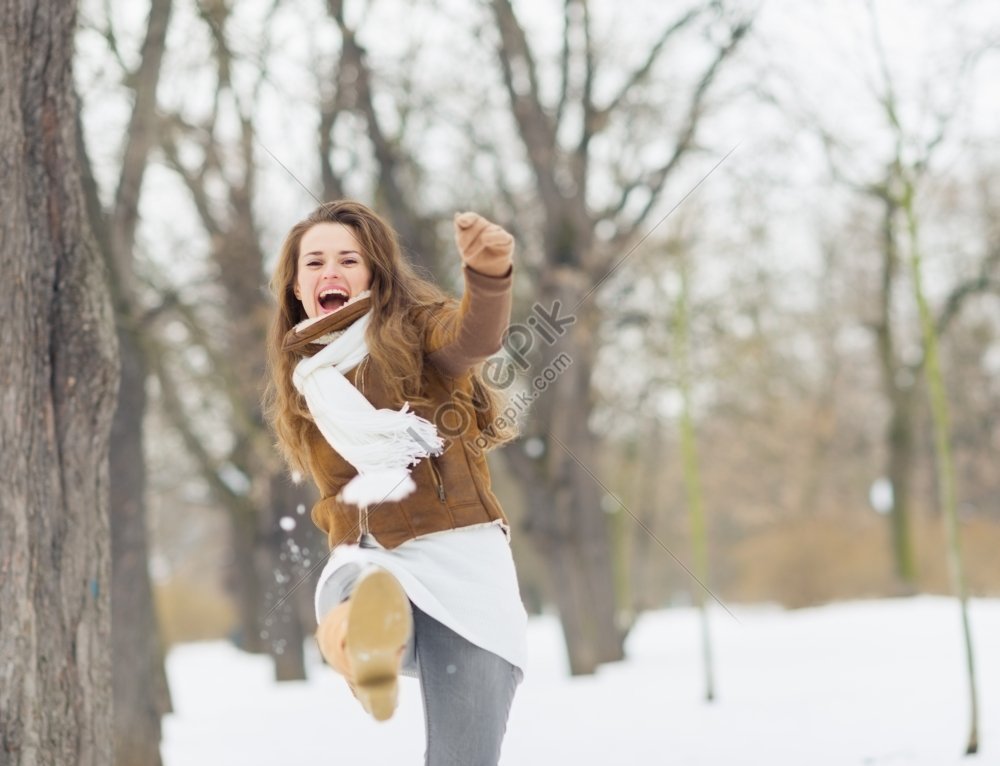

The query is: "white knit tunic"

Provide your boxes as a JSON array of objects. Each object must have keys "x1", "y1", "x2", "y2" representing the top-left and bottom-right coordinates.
[{"x1": 314, "y1": 519, "x2": 528, "y2": 674}]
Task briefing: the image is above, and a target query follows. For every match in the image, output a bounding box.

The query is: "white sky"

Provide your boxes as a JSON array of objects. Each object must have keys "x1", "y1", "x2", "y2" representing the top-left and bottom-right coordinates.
[{"x1": 75, "y1": 0, "x2": 1000, "y2": 273}]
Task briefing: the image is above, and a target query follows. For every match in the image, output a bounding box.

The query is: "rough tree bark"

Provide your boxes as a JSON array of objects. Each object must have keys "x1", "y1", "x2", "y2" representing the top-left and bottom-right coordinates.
[{"x1": 0, "y1": 1, "x2": 119, "y2": 763}]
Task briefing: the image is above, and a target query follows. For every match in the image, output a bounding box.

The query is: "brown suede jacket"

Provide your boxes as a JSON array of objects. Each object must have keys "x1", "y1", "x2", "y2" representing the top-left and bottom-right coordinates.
[{"x1": 286, "y1": 265, "x2": 513, "y2": 550}]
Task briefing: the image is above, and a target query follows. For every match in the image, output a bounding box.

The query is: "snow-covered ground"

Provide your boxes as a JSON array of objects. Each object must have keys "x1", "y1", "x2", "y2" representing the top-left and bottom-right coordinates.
[{"x1": 162, "y1": 597, "x2": 998, "y2": 765}]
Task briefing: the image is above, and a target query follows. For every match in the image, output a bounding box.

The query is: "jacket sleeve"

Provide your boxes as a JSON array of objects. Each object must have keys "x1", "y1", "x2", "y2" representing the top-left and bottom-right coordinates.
[{"x1": 425, "y1": 263, "x2": 513, "y2": 378}]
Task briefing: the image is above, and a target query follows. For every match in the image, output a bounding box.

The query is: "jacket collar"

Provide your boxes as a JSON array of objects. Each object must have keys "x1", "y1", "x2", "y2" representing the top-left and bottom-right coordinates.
[{"x1": 282, "y1": 295, "x2": 372, "y2": 355}]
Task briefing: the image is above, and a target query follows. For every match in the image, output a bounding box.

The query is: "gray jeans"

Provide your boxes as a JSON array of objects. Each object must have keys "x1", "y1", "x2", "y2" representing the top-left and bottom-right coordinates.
[{"x1": 318, "y1": 561, "x2": 523, "y2": 766}]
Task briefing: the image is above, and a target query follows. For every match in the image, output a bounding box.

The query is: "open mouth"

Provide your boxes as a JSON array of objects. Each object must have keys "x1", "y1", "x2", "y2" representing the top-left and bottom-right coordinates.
[{"x1": 317, "y1": 287, "x2": 349, "y2": 313}]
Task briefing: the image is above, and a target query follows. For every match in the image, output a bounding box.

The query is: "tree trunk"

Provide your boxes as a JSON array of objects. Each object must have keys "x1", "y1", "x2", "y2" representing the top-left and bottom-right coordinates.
[
  {"x1": 109, "y1": 327, "x2": 172, "y2": 765},
  {"x1": 0, "y1": 1, "x2": 119, "y2": 763},
  {"x1": 900, "y1": 179, "x2": 980, "y2": 754},
  {"x1": 676, "y1": 253, "x2": 716, "y2": 702},
  {"x1": 527, "y1": 273, "x2": 624, "y2": 674},
  {"x1": 875, "y1": 193, "x2": 919, "y2": 586},
  {"x1": 630, "y1": 424, "x2": 665, "y2": 614},
  {"x1": 227, "y1": 506, "x2": 267, "y2": 653},
  {"x1": 887, "y1": 388, "x2": 918, "y2": 588},
  {"x1": 225, "y1": 475, "x2": 315, "y2": 681},
  {"x1": 262, "y1": 473, "x2": 321, "y2": 681}
]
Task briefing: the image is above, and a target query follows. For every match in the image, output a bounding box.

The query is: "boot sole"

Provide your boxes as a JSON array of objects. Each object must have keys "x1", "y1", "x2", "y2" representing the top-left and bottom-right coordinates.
[{"x1": 345, "y1": 568, "x2": 412, "y2": 722}]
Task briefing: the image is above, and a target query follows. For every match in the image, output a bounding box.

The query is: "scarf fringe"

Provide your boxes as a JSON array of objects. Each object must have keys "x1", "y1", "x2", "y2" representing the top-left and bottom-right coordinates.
[{"x1": 338, "y1": 404, "x2": 443, "y2": 468}]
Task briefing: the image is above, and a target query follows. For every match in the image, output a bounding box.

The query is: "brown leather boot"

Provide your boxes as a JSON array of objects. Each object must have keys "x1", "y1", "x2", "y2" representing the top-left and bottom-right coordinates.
[{"x1": 316, "y1": 568, "x2": 412, "y2": 721}]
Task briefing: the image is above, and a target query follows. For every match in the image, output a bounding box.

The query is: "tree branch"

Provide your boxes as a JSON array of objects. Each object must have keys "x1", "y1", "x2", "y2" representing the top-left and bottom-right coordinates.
[
  {"x1": 613, "y1": 17, "x2": 751, "y2": 245},
  {"x1": 490, "y1": 0, "x2": 562, "y2": 216},
  {"x1": 936, "y1": 243, "x2": 1000, "y2": 337},
  {"x1": 554, "y1": 0, "x2": 573, "y2": 130},
  {"x1": 159, "y1": 119, "x2": 224, "y2": 238},
  {"x1": 573, "y1": 0, "x2": 595, "y2": 197},
  {"x1": 318, "y1": 64, "x2": 347, "y2": 201},
  {"x1": 590, "y1": 6, "x2": 701, "y2": 129},
  {"x1": 109, "y1": 0, "x2": 173, "y2": 298},
  {"x1": 98, "y1": 0, "x2": 132, "y2": 77},
  {"x1": 156, "y1": 290, "x2": 273, "y2": 460},
  {"x1": 148, "y1": 335, "x2": 259, "y2": 519},
  {"x1": 325, "y1": 0, "x2": 433, "y2": 263}
]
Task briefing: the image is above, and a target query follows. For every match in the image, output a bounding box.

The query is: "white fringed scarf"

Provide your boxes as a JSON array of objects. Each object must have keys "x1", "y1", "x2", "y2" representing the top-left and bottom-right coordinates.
[{"x1": 290, "y1": 293, "x2": 443, "y2": 507}]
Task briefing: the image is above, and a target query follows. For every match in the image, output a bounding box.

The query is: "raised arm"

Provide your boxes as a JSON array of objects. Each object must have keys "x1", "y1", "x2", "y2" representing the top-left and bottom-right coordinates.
[{"x1": 425, "y1": 212, "x2": 515, "y2": 378}]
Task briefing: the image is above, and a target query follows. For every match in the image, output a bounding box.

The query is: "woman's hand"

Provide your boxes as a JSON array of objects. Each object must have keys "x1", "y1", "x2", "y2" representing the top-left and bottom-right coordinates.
[{"x1": 453, "y1": 212, "x2": 514, "y2": 277}]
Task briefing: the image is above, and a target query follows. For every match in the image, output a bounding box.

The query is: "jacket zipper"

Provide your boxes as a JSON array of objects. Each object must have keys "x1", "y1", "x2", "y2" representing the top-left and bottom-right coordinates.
[{"x1": 429, "y1": 456, "x2": 446, "y2": 503}]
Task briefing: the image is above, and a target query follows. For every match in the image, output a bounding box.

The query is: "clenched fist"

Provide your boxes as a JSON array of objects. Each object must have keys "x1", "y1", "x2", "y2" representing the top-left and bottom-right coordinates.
[{"x1": 454, "y1": 212, "x2": 514, "y2": 277}]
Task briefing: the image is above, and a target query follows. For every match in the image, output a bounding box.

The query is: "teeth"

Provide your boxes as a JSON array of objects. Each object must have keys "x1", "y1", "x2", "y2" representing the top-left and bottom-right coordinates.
[{"x1": 319, "y1": 288, "x2": 348, "y2": 298}]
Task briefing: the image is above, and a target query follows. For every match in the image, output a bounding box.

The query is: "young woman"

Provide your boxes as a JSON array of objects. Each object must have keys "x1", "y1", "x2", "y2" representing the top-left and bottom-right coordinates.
[{"x1": 265, "y1": 200, "x2": 527, "y2": 765}]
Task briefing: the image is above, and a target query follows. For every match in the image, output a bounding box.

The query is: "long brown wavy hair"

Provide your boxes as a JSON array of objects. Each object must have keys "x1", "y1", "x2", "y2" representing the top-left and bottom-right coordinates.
[{"x1": 264, "y1": 200, "x2": 516, "y2": 475}]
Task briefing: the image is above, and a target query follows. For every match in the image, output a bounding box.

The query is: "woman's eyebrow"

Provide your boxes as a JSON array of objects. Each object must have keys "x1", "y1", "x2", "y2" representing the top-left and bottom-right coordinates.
[{"x1": 300, "y1": 249, "x2": 360, "y2": 257}]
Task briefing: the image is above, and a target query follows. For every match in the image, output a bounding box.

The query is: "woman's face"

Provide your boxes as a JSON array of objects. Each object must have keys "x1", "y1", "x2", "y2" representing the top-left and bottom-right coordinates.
[{"x1": 293, "y1": 223, "x2": 373, "y2": 319}]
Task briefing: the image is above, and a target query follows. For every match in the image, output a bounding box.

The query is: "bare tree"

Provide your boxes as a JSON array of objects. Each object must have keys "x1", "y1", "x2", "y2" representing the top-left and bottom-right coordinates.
[
  {"x1": 758, "y1": 9, "x2": 998, "y2": 589},
  {"x1": 0, "y1": 1, "x2": 119, "y2": 763},
  {"x1": 866, "y1": 3, "x2": 983, "y2": 751},
  {"x1": 78, "y1": 1, "x2": 175, "y2": 762},
  {"x1": 151, "y1": 0, "x2": 320, "y2": 680},
  {"x1": 324, "y1": 0, "x2": 442, "y2": 271},
  {"x1": 486, "y1": 0, "x2": 751, "y2": 673},
  {"x1": 672, "y1": 234, "x2": 716, "y2": 702}
]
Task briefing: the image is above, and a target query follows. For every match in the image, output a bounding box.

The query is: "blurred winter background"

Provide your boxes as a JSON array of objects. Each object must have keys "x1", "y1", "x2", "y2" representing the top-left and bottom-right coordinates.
[{"x1": 71, "y1": 0, "x2": 1000, "y2": 763}]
